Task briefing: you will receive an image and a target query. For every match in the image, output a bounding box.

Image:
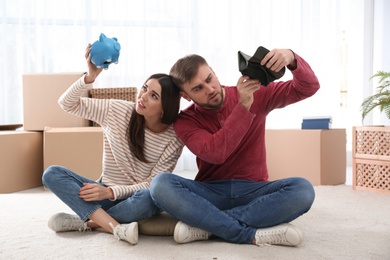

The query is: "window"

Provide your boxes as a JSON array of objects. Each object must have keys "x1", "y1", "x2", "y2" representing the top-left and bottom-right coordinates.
[{"x1": 2, "y1": 0, "x2": 386, "y2": 169}]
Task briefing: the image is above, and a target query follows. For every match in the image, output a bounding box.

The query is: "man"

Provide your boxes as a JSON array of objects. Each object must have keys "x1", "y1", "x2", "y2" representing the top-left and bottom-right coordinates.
[{"x1": 150, "y1": 48, "x2": 320, "y2": 246}]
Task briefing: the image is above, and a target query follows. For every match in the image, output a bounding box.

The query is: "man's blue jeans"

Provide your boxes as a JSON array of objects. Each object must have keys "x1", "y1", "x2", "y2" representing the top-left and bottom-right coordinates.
[
  {"x1": 150, "y1": 173, "x2": 315, "y2": 244},
  {"x1": 42, "y1": 165, "x2": 161, "y2": 223}
]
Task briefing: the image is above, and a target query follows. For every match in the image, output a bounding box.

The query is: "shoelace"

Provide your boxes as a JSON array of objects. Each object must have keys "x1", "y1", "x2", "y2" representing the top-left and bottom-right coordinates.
[
  {"x1": 62, "y1": 215, "x2": 84, "y2": 231},
  {"x1": 256, "y1": 229, "x2": 287, "y2": 246},
  {"x1": 188, "y1": 227, "x2": 209, "y2": 239},
  {"x1": 78, "y1": 224, "x2": 91, "y2": 232}
]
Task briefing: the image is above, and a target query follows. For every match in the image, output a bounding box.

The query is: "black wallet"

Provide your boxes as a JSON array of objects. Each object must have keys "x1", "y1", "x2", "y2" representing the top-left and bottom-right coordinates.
[{"x1": 238, "y1": 46, "x2": 285, "y2": 86}]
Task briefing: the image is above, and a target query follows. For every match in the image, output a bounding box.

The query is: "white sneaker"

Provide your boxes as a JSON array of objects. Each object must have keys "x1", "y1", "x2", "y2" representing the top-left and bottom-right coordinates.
[
  {"x1": 48, "y1": 212, "x2": 89, "y2": 232},
  {"x1": 254, "y1": 223, "x2": 303, "y2": 247},
  {"x1": 110, "y1": 222, "x2": 138, "y2": 245},
  {"x1": 174, "y1": 221, "x2": 211, "y2": 244}
]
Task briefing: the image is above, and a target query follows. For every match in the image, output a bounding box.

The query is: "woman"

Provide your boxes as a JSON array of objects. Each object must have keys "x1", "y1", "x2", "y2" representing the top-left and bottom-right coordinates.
[{"x1": 42, "y1": 44, "x2": 183, "y2": 245}]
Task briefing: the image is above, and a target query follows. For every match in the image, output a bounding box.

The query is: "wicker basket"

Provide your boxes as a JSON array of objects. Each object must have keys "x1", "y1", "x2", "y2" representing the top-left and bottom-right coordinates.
[
  {"x1": 89, "y1": 87, "x2": 138, "y2": 126},
  {"x1": 353, "y1": 158, "x2": 390, "y2": 194},
  {"x1": 89, "y1": 87, "x2": 138, "y2": 102},
  {"x1": 352, "y1": 126, "x2": 390, "y2": 194}
]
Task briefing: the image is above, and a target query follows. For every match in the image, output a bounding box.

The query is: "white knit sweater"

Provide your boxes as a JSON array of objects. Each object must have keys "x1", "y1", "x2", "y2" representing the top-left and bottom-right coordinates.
[{"x1": 58, "y1": 75, "x2": 184, "y2": 200}]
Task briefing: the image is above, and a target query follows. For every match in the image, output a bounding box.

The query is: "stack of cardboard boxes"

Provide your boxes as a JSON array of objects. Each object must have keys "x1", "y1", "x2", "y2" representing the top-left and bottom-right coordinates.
[{"x1": 1, "y1": 73, "x2": 103, "y2": 193}]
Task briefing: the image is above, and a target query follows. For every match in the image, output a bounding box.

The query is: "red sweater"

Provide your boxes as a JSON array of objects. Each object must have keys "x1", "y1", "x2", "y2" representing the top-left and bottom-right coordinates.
[{"x1": 173, "y1": 53, "x2": 320, "y2": 182}]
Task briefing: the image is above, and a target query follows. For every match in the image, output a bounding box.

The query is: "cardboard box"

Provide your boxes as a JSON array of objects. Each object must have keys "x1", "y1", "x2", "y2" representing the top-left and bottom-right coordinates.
[
  {"x1": 0, "y1": 131, "x2": 43, "y2": 193},
  {"x1": 44, "y1": 127, "x2": 103, "y2": 181},
  {"x1": 265, "y1": 129, "x2": 346, "y2": 185},
  {"x1": 23, "y1": 73, "x2": 90, "y2": 131}
]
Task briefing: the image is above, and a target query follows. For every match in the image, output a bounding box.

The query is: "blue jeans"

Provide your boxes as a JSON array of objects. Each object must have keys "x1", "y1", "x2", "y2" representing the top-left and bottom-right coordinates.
[
  {"x1": 150, "y1": 173, "x2": 315, "y2": 244},
  {"x1": 42, "y1": 165, "x2": 161, "y2": 223}
]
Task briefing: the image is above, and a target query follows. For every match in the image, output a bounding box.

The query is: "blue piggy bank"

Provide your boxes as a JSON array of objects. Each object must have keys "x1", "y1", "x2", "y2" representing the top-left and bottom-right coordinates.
[{"x1": 90, "y1": 33, "x2": 121, "y2": 69}]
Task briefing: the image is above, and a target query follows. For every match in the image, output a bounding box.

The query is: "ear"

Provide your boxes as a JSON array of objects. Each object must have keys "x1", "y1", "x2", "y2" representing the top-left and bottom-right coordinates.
[{"x1": 180, "y1": 92, "x2": 191, "y2": 101}]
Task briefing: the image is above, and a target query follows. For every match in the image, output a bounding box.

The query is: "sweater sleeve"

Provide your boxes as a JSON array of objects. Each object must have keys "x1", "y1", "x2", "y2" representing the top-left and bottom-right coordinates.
[
  {"x1": 260, "y1": 53, "x2": 320, "y2": 113},
  {"x1": 174, "y1": 103, "x2": 255, "y2": 164},
  {"x1": 58, "y1": 75, "x2": 110, "y2": 125}
]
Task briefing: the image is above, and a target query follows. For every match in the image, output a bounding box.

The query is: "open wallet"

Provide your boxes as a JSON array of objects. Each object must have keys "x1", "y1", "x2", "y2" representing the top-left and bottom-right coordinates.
[{"x1": 238, "y1": 46, "x2": 286, "y2": 86}]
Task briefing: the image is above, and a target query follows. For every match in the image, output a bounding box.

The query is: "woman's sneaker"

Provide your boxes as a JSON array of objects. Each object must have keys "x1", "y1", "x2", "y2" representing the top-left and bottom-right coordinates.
[
  {"x1": 110, "y1": 222, "x2": 139, "y2": 245},
  {"x1": 174, "y1": 221, "x2": 211, "y2": 244},
  {"x1": 48, "y1": 212, "x2": 89, "y2": 232},
  {"x1": 254, "y1": 223, "x2": 303, "y2": 247}
]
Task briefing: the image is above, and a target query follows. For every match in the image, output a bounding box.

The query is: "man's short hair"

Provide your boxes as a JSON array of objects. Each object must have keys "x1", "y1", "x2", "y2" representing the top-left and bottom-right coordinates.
[{"x1": 169, "y1": 54, "x2": 208, "y2": 88}]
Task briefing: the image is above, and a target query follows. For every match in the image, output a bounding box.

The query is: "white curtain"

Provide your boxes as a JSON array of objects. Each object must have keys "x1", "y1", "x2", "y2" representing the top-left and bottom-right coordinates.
[{"x1": 1, "y1": 0, "x2": 386, "y2": 171}]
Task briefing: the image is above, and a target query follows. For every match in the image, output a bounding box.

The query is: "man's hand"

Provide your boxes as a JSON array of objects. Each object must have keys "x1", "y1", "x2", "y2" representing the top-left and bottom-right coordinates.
[
  {"x1": 261, "y1": 49, "x2": 297, "y2": 71},
  {"x1": 79, "y1": 183, "x2": 114, "y2": 201},
  {"x1": 237, "y1": 76, "x2": 260, "y2": 110}
]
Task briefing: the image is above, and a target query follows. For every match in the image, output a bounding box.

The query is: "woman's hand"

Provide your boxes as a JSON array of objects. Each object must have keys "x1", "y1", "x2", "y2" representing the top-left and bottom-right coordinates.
[
  {"x1": 84, "y1": 44, "x2": 103, "y2": 84},
  {"x1": 79, "y1": 183, "x2": 114, "y2": 201}
]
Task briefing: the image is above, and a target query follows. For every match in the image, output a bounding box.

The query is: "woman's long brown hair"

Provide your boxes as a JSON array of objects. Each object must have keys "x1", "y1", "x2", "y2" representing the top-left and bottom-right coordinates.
[{"x1": 127, "y1": 73, "x2": 181, "y2": 163}]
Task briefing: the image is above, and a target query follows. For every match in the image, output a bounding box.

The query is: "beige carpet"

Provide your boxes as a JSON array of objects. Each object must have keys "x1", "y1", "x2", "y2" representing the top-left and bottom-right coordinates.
[{"x1": 1, "y1": 184, "x2": 389, "y2": 260}]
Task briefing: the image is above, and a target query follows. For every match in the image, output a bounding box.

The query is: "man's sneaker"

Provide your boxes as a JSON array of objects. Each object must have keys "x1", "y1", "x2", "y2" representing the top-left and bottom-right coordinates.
[
  {"x1": 174, "y1": 221, "x2": 211, "y2": 244},
  {"x1": 110, "y1": 222, "x2": 138, "y2": 245},
  {"x1": 254, "y1": 223, "x2": 303, "y2": 247},
  {"x1": 48, "y1": 212, "x2": 89, "y2": 232}
]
